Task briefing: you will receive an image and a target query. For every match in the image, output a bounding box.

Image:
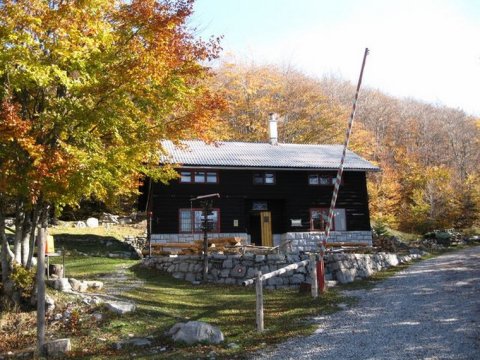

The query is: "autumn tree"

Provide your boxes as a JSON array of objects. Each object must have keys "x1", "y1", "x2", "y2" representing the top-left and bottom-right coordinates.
[
  {"x1": 0, "y1": 0, "x2": 223, "y2": 352},
  {"x1": 211, "y1": 61, "x2": 347, "y2": 143},
  {"x1": 211, "y1": 62, "x2": 480, "y2": 232}
]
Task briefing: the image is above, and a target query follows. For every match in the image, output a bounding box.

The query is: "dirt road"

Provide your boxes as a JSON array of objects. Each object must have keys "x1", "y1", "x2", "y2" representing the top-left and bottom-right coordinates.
[{"x1": 255, "y1": 246, "x2": 480, "y2": 359}]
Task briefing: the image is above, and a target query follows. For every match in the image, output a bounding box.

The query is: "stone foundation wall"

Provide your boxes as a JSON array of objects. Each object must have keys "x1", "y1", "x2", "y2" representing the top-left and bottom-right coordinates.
[
  {"x1": 151, "y1": 233, "x2": 249, "y2": 243},
  {"x1": 142, "y1": 250, "x2": 423, "y2": 288},
  {"x1": 143, "y1": 253, "x2": 311, "y2": 289},
  {"x1": 324, "y1": 252, "x2": 423, "y2": 283},
  {"x1": 282, "y1": 231, "x2": 373, "y2": 252},
  {"x1": 151, "y1": 231, "x2": 373, "y2": 253}
]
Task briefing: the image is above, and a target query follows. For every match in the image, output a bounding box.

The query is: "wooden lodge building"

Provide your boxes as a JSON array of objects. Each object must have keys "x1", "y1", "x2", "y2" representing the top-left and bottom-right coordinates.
[{"x1": 143, "y1": 120, "x2": 379, "y2": 252}]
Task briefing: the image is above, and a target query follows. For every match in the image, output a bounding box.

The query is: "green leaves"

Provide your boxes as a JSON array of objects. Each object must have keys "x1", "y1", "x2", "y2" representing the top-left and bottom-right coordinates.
[{"x1": 0, "y1": 0, "x2": 223, "y2": 208}]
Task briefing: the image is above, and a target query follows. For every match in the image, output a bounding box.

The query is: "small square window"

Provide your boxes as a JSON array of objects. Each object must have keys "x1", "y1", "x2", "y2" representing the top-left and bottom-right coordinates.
[
  {"x1": 206, "y1": 172, "x2": 218, "y2": 183},
  {"x1": 308, "y1": 174, "x2": 337, "y2": 186},
  {"x1": 308, "y1": 175, "x2": 319, "y2": 185},
  {"x1": 253, "y1": 172, "x2": 275, "y2": 185},
  {"x1": 180, "y1": 171, "x2": 192, "y2": 183},
  {"x1": 264, "y1": 173, "x2": 275, "y2": 184},
  {"x1": 194, "y1": 171, "x2": 206, "y2": 183},
  {"x1": 253, "y1": 174, "x2": 264, "y2": 184},
  {"x1": 319, "y1": 176, "x2": 331, "y2": 185}
]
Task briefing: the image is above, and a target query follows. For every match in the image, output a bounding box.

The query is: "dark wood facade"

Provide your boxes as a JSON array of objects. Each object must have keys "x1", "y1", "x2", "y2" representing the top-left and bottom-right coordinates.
[{"x1": 144, "y1": 167, "x2": 372, "y2": 243}]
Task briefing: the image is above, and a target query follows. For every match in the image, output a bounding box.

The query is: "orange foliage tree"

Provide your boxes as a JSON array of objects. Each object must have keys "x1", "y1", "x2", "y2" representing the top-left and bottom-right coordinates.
[{"x1": 0, "y1": 0, "x2": 223, "y2": 300}]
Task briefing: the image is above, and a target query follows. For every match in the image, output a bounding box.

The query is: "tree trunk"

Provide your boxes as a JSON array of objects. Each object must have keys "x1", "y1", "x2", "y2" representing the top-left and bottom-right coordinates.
[
  {"x1": 21, "y1": 212, "x2": 32, "y2": 266},
  {"x1": 13, "y1": 200, "x2": 25, "y2": 264},
  {"x1": 36, "y1": 203, "x2": 49, "y2": 357},
  {"x1": 0, "y1": 205, "x2": 10, "y2": 285},
  {"x1": 26, "y1": 204, "x2": 39, "y2": 269}
]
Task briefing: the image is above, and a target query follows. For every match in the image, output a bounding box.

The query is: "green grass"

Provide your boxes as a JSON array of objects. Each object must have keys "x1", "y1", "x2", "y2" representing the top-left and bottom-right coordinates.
[
  {"x1": 53, "y1": 261, "x2": 345, "y2": 359},
  {"x1": 15, "y1": 225, "x2": 465, "y2": 359},
  {"x1": 50, "y1": 222, "x2": 145, "y2": 242},
  {"x1": 386, "y1": 228, "x2": 419, "y2": 242},
  {"x1": 114, "y1": 265, "x2": 343, "y2": 358},
  {"x1": 40, "y1": 231, "x2": 347, "y2": 359},
  {"x1": 51, "y1": 256, "x2": 139, "y2": 279}
]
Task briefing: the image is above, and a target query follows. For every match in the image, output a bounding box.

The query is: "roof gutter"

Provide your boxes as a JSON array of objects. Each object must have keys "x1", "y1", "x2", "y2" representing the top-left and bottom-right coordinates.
[{"x1": 170, "y1": 165, "x2": 380, "y2": 172}]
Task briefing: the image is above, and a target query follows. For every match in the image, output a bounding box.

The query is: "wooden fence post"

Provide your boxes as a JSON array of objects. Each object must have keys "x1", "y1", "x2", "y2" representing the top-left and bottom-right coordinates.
[
  {"x1": 310, "y1": 254, "x2": 318, "y2": 298},
  {"x1": 256, "y1": 271, "x2": 264, "y2": 332}
]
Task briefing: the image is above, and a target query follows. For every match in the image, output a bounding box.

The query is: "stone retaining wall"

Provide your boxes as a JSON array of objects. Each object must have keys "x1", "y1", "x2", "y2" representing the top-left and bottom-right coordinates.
[
  {"x1": 142, "y1": 250, "x2": 423, "y2": 288},
  {"x1": 281, "y1": 231, "x2": 373, "y2": 252},
  {"x1": 143, "y1": 253, "x2": 311, "y2": 288},
  {"x1": 324, "y1": 252, "x2": 423, "y2": 283},
  {"x1": 150, "y1": 233, "x2": 249, "y2": 243},
  {"x1": 151, "y1": 230, "x2": 373, "y2": 253}
]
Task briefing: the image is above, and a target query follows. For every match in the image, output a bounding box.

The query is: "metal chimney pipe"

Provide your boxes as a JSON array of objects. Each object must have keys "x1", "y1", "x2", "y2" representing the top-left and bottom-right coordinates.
[{"x1": 269, "y1": 113, "x2": 278, "y2": 145}]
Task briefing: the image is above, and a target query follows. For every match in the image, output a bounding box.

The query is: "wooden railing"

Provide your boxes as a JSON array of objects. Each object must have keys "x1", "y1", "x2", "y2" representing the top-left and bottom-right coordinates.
[{"x1": 242, "y1": 253, "x2": 318, "y2": 332}]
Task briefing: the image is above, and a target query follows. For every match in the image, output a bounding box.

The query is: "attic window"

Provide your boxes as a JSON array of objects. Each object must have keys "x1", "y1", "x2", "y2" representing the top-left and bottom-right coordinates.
[
  {"x1": 308, "y1": 174, "x2": 340, "y2": 186},
  {"x1": 253, "y1": 172, "x2": 275, "y2": 185},
  {"x1": 180, "y1": 170, "x2": 218, "y2": 184}
]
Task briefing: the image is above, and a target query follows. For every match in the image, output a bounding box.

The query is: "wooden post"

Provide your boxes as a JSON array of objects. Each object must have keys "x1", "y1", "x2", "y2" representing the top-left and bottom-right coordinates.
[
  {"x1": 202, "y1": 208, "x2": 208, "y2": 282},
  {"x1": 256, "y1": 271, "x2": 264, "y2": 332},
  {"x1": 147, "y1": 211, "x2": 152, "y2": 258},
  {"x1": 310, "y1": 254, "x2": 318, "y2": 298},
  {"x1": 36, "y1": 225, "x2": 46, "y2": 356},
  {"x1": 317, "y1": 257, "x2": 326, "y2": 293},
  {"x1": 62, "y1": 247, "x2": 66, "y2": 278},
  {"x1": 201, "y1": 200, "x2": 213, "y2": 282}
]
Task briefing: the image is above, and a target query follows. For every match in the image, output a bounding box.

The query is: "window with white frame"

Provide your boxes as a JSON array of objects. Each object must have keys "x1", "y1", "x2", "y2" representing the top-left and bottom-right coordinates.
[
  {"x1": 310, "y1": 208, "x2": 346, "y2": 231},
  {"x1": 179, "y1": 170, "x2": 218, "y2": 184},
  {"x1": 253, "y1": 172, "x2": 275, "y2": 185},
  {"x1": 308, "y1": 174, "x2": 337, "y2": 186},
  {"x1": 179, "y1": 208, "x2": 220, "y2": 233}
]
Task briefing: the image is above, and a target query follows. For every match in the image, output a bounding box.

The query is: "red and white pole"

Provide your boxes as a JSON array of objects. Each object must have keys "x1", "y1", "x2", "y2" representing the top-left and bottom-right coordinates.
[{"x1": 319, "y1": 48, "x2": 370, "y2": 292}]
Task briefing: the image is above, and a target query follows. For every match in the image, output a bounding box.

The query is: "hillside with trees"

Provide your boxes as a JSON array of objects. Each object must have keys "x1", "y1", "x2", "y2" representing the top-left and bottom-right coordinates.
[{"x1": 209, "y1": 61, "x2": 480, "y2": 233}]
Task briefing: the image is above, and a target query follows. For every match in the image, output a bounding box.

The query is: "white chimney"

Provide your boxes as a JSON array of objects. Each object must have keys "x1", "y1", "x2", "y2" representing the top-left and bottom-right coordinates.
[{"x1": 269, "y1": 113, "x2": 278, "y2": 145}]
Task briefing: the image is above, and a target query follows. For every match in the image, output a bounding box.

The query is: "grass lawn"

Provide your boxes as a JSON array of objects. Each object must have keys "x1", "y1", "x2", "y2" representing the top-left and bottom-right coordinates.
[
  {"x1": 13, "y1": 225, "x2": 470, "y2": 359},
  {"x1": 36, "y1": 231, "x2": 347, "y2": 359},
  {"x1": 43, "y1": 259, "x2": 344, "y2": 359},
  {"x1": 50, "y1": 222, "x2": 145, "y2": 242}
]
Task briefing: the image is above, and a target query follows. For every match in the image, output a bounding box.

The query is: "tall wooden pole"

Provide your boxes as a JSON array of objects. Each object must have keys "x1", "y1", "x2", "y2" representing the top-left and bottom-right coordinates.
[
  {"x1": 36, "y1": 204, "x2": 49, "y2": 356},
  {"x1": 310, "y1": 254, "x2": 318, "y2": 298},
  {"x1": 319, "y1": 48, "x2": 369, "y2": 292},
  {"x1": 201, "y1": 200, "x2": 211, "y2": 282},
  {"x1": 256, "y1": 271, "x2": 264, "y2": 332}
]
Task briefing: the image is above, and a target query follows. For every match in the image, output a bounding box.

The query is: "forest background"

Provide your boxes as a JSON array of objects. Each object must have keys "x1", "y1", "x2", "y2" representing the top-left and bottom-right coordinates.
[
  {"x1": 207, "y1": 61, "x2": 480, "y2": 234},
  {"x1": 1, "y1": 0, "x2": 479, "y2": 275}
]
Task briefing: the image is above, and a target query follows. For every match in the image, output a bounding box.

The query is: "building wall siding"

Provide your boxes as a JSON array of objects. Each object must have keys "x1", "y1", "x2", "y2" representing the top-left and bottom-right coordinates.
[{"x1": 147, "y1": 168, "x2": 372, "y2": 236}]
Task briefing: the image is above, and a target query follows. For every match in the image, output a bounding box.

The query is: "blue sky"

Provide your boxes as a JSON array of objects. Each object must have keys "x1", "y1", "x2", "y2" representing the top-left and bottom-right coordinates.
[{"x1": 191, "y1": 0, "x2": 480, "y2": 116}]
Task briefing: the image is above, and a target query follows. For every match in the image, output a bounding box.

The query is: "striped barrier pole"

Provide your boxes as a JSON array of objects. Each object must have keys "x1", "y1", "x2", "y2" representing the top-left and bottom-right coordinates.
[{"x1": 318, "y1": 48, "x2": 369, "y2": 290}]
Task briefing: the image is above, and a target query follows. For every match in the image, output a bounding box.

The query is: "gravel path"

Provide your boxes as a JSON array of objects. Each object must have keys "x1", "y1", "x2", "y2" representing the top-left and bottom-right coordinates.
[{"x1": 254, "y1": 246, "x2": 480, "y2": 360}]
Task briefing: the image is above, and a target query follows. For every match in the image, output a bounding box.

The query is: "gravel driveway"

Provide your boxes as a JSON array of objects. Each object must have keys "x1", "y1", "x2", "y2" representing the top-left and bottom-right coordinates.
[{"x1": 254, "y1": 246, "x2": 480, "y2": 360}]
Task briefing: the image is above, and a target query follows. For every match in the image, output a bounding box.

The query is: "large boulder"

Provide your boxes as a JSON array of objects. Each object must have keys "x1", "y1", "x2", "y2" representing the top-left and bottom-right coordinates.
[
  {"x1": 44, "y1": 338, "x2": 71, "y2": 357},
  {"x1": 105, "y1": 301, "x2": 136, "y2": 315},
  {"x1": 86, "y1": 217, "x2": 99, "y2": 228},
  {"x1": 52, "y1": 278, "x2": 72, "y2": 292},
  {"x1": 167, "y1": 321, "x2": 224, "y2": 345},
  {"x1": 45, "y1": 294, "x2": 55, "y2": 312}
]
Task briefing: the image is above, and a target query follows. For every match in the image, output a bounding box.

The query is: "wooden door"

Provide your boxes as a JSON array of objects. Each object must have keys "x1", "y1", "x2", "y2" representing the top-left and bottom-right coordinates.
[{"x1": 260, "y1": 211, "x2": 273, "y2": 247}]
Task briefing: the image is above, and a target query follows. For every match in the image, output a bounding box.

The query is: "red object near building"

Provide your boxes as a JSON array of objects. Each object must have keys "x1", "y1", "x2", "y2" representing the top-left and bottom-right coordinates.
[{"x1": 317, "y1": 259, "x2": 326, "y2": 293}]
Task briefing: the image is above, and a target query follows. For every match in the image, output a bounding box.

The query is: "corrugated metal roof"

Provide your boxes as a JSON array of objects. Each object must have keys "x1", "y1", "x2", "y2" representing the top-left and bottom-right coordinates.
[{"x1": 161, "y1": 140, "x2": 379, "y2": 171}]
